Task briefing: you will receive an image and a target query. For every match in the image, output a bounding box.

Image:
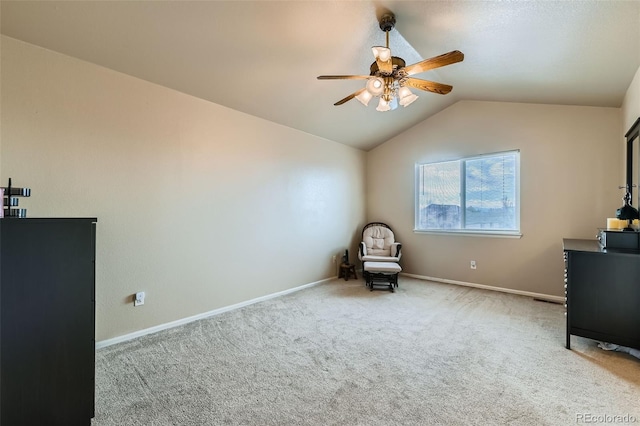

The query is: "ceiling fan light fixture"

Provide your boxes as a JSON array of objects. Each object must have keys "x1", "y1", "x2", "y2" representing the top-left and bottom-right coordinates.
[
  {"x1": 376, "y1": 97, "x2": 391, "y2": 112},
  {"x1": 398, "y1": 86, "x2": 419, "y2": 107},
  {"x1": 355, "y1": 89, "x2": 373, "y2": 106},
  {"x1": 316, "y1": 11, "x2": 463, "y2": 112},
  {"x1": 372, "y1": 46, "x2": 391, "y2": 62},
  {"x1": 366, "y1": 77, "x2": 385, "y2": 96}
]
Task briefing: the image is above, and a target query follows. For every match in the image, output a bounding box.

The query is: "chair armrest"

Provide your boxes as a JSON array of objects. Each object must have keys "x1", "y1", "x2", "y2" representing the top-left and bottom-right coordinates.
[
  {"x1": 358, "y1": 242, "x2": 367, "y2": 260},
  {"x1": 391, "y1": 242, "x2": 402, "y2": 260}
]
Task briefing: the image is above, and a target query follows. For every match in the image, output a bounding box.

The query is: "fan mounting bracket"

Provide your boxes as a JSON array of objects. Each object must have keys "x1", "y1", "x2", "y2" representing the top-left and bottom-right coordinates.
[{"x1": 379, "y1": 13, "x2": 396, "y2": 32}]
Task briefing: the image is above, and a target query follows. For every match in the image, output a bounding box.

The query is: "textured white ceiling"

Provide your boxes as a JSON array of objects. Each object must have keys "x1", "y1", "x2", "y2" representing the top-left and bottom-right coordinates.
[{"x1": 2, "y1": 1, "x2": 639, "y2": 151}]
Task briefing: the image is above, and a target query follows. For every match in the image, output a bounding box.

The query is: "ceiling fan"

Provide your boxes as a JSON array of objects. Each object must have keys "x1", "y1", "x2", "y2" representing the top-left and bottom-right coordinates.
[{"x1": 317, "y1": 12, "x2": 464, "y2": 112}]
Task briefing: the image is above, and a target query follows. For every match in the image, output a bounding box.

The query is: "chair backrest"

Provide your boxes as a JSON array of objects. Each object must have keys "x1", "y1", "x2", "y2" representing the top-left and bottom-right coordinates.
[{"x1": 362, "y1": 222, "x2": 395, "y2": 256}]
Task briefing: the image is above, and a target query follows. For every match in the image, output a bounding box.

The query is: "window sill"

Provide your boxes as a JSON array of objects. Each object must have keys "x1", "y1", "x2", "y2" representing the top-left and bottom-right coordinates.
[{"x1": 413, "y1": 229, "x2": 522, "y2": 238}]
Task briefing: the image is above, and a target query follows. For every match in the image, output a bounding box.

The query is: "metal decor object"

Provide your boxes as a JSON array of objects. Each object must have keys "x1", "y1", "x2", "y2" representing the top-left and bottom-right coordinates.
[{"x1": 2, "y1": 178, "x2": 31, "y2": 218}]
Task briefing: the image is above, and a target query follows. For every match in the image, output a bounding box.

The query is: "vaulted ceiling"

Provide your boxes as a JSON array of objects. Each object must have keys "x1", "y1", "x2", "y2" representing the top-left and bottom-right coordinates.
[{"x1": 2, "y1": 1, "x2": 639, "y2": 151}]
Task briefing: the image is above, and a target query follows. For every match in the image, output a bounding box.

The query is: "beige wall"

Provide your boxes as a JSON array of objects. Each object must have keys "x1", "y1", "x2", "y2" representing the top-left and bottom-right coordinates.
[
  {"x1": 1, "y1": 36, "x2": 367, "y2": 341},
  {"x1": 366, "y1": 101, "x2": 621, "y2": 298}
]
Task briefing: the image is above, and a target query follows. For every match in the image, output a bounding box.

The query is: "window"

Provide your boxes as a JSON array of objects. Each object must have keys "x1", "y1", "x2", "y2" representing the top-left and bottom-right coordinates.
[{"x1": 415, "y1": 151, "x2": 520, "y2": 235}]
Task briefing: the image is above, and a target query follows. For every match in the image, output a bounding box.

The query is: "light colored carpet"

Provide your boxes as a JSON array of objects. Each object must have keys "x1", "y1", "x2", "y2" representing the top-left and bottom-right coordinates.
[{"x1": 92, "y1": 277, "x2": 640, "y2": 425}]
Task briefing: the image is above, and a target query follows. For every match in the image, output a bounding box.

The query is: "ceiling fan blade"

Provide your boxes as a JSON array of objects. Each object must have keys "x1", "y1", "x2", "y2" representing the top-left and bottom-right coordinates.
[
  {"x1": 334, "y1": 88, "x2": 366, "y2": 106},
  {"x1": 317, "y1": 75, "x2": 370, "y2": 80},
  {"x1": 403, "y1": 50, "x2": 464, "y2": 76},
  {"x1": 404, "y1": 78, "x2": 453, "y2": 95}
]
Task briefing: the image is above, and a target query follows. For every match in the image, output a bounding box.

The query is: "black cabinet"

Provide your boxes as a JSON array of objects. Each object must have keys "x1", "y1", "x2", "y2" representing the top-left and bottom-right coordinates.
[
  {"x1": 564, "y1": 238, "x2": 640, "y2": 350},
  {"x1": 0, "y1": 218, "x2": 97, "y2": 426}
]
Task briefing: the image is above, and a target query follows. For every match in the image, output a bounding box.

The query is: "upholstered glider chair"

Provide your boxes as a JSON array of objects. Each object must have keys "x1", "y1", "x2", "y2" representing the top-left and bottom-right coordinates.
[
  {"x1": 359, "y1": 222, "x2": 402, "y2": 292},
  {"x1": 359, "y1": 222, "x2": 402, "y2": 263}
]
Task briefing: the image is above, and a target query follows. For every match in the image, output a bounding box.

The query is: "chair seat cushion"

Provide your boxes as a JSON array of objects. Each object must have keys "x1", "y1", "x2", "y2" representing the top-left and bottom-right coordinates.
[
  {"x1": 363, "y1": 261, "x2": 402, "y2": 273},
  {"x1": 361, "y1": 255, "x2": 400, "y2": 262}
]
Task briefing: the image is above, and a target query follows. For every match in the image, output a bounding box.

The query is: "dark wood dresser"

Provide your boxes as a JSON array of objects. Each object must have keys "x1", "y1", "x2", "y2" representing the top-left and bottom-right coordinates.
[
  {"x1": 563, "y1": 238, "x2": 640, "y2": 350},
  {"x1": 0, "y1": 218, "x2": 97, "y2": 426}
]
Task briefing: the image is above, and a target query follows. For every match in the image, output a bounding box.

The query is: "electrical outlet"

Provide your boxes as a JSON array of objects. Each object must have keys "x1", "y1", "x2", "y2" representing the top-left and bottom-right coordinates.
[
  {"x1": 332, "y1": 255, "x2": 337, "y2": 263},
  {"x1": 470, "y1": 260, "x2": 477, "y2": 270},
  {"x1": 134, "y1": 291, "x2": 145, "y2": 306}
]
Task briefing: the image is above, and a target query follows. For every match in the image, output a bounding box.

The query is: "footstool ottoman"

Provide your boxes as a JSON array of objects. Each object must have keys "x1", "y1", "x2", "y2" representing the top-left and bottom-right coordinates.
[{"x1": 363, "y1": 261, "x2": 401, "y2": 292}]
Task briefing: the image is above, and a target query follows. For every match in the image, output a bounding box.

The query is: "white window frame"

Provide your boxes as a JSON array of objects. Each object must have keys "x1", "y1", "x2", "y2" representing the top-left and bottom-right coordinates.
[{"x1": 414, "y1": 150, "x2": 521, "y2": 238}]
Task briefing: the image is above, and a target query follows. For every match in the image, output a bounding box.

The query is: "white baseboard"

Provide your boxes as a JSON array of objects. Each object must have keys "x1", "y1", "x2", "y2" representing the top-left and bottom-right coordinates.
[
  {"x1": 400, "y1": 272, "x2": 564, "y2": 304},
  {"x1": 98, "y1": 273, "x2": 562, "y2": 348},
  {"x1": 96, "y1": 276, "x2": 336, "y2": 349}
]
